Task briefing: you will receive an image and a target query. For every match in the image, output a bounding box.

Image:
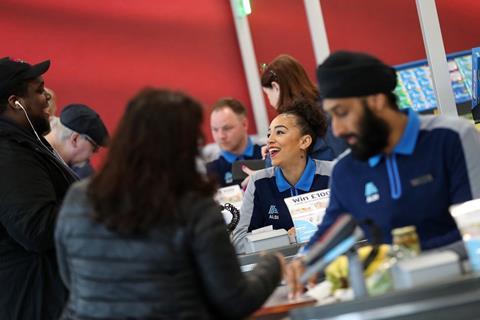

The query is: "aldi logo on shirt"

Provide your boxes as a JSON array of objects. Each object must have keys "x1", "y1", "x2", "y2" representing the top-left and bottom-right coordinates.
[
  {"x1": 364, "y1": 181, "x2": 380, "y2": 204},
  {"x1": 224, "y1": 172, "x2": 233, "y2": 184},
  {"x1": 268, "y1": 205, "x2": 279, "y2": 220}
]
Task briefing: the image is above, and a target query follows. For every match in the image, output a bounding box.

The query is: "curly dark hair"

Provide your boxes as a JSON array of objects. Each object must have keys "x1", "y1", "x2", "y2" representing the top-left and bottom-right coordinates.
[
  {"x1": 280, "y1": 98, "x2": 328, "y2": 153},
  {"x1": 88, "y1": 88, "x2": 215, "y2": 234}
]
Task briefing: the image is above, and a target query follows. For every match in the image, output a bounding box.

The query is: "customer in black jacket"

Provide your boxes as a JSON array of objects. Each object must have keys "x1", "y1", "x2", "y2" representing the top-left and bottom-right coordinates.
[
  {"x1": 0, "y1": 57, "x2": 78, "y2": 320},
  {"x1": 55, "y1": 88, "x2": 284, "y2": 320}
]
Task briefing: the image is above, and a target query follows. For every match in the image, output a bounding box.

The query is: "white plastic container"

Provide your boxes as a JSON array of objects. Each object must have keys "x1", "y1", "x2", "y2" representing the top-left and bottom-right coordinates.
[{"x1": 450, "y1": 199, "x2": 480, "y2": 272}]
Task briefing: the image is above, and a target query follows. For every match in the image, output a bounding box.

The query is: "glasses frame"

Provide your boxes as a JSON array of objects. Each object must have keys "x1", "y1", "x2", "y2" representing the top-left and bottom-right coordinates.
[{"x1": 81, "y1": 134, "x2": 99, "y2": 153}]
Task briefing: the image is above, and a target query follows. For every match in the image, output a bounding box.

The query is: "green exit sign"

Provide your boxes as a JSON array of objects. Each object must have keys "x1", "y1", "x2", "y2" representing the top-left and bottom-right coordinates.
[{"x1": 235, "y1": 0, "x2": 252, "y2": 17}]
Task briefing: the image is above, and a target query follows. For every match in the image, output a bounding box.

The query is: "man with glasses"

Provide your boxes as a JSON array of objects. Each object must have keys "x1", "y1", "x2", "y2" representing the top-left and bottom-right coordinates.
[{"x1": 46, "y1": 103, "x2": 108, "y2": 178}]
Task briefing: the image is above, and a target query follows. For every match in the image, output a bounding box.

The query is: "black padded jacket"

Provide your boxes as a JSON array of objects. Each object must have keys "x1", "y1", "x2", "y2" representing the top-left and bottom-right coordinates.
[{"x1": 55, "y1": 179, "x2": 282, "y2": 320}]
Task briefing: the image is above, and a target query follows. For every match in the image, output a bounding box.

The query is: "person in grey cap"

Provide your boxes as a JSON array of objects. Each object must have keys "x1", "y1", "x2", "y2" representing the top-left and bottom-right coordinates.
[
  {"x1": 286, "y1": 50, "x2": 480, "y2": 298},
  {"x1": 45, "y1": 103, "x2": 109, "y2": 178},
  {"x1": 0, "y1": 57, "x2": 78, "y2": 319}
]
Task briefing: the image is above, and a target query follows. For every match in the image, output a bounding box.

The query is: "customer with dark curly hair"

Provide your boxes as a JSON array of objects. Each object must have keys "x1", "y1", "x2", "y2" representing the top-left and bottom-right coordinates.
[
  {"x1": 55, "y1": 88, "x2": 284, "y2": 320},
  {"x1": 232, "y1": 99, "x2": 333, "y2": 253}
]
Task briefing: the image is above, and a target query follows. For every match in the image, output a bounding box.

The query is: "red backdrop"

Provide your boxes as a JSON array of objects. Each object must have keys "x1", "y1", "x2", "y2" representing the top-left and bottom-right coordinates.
[
  {"x1": 249, "y1": 0, "x2": 480, "y2": 121},
  {"x1": 0, "y1": 0, "x2": 479, "y2": 166}
]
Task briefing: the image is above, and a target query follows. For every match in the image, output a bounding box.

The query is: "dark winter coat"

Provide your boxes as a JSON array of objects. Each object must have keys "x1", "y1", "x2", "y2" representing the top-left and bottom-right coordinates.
[
  {"x1": 55, "y1": 180, "x2": 281, "y2": 320},
  {"x1": 0, "y1": 117, "x2": 78, "y2": 320}
]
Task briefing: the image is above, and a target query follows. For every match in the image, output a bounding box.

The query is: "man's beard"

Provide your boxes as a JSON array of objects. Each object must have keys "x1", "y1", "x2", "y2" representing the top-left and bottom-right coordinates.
[
  {"x1": 31, "y1": 115, "x2": 51, "y2": 136},
  {"x1": 345, "y1": 100, "x2": 390, "y2": 161}
]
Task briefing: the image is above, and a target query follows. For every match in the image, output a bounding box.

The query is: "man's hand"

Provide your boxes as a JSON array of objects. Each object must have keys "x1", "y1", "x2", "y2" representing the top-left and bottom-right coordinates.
[
  {"x1": 285, "y1": 258, "x2": 306, "y2": 299},
  {"x1": 285, "y1": 257, "x2": 318, "y2": 299}
]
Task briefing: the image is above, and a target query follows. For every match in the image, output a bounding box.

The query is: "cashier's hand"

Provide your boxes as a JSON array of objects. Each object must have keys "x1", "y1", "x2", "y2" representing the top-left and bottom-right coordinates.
[
  {"x1": 285, "y1": 258, "x2": 316, "y2": 300},
  {"x1": 240, "y1": 165, "x2": 256, "y2": 190},
  {"x1": 261, "y1": 145, "x2": 268, "y2": 159}
]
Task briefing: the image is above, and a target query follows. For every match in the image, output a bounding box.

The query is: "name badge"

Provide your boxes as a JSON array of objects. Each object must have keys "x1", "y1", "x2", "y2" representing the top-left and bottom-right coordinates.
[{"x1": 410, "y1": 174, "x2": 433, "y2": 187}]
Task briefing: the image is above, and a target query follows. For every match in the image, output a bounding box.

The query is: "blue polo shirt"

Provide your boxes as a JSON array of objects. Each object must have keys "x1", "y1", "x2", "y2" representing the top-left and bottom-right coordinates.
[
  {"x1": 232, "y1": 158, "x2": 333, "y2": 253},
  {"x1": 307, "y1": 109, "x2": 480, "y2": 251},
  {"x1": 206, "y1": 138, "x2": 263, "y2": 187}
]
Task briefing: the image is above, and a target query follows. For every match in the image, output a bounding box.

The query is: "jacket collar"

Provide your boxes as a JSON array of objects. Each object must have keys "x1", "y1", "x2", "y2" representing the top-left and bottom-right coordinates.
[
  {"x1": 0, "y1": 116, "x2": 41, "y2": 144},
  {"x1": 368, "y1": 108, "x2": 420, "y2": 167},
  {"x1": 0, "y1": 116, "x2": 79, "y2": 182},
  {"x1": 220, "y1": 137, "x2": 254, "y2": 164},
  {"x1": 275, "y1": 157, "x2": 316, "y2": 192},
  {"x1": 311, "y1": 137, "x2": 327, "y2": 153}
]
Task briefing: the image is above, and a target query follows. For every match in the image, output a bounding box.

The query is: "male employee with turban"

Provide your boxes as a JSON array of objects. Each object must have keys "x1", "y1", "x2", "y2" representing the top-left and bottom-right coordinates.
[{"x1": 286, "y1": 51, "x2": 480, "y2": 296}]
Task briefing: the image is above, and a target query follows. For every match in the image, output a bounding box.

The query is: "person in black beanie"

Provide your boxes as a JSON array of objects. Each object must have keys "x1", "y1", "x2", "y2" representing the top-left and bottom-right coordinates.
[{"x1": 286, "y1": 50, "x2": 480, "y2": 298}]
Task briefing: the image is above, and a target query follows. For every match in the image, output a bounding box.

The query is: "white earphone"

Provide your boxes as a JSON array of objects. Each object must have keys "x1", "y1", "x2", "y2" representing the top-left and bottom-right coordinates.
[
  {"x1": 14, "y1": 101, "x2": 25, "y2": 110},
  {"x1": 12, "y1": 99, "x2": 78, "y2": 179},
  {"x1": 12, "y1": 99, "x2": 73, "y2": 172}
]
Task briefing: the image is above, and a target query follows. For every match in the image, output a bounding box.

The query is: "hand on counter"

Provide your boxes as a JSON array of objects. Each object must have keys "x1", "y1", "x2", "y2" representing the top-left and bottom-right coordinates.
[{"x1": 285, "y1": 258, "x2": 317, "y2": 300}]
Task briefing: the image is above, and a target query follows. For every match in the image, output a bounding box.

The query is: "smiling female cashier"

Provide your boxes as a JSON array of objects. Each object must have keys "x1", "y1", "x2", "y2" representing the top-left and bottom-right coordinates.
[{"x1": 232, "y1": 99, "x2": 333, "y2": 253}]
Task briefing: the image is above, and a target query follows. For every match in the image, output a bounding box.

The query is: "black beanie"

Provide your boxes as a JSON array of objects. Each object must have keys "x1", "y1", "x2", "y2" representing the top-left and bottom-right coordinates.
[{"x1": 316, "y1": 51, "x2": 397, "y2": 99}]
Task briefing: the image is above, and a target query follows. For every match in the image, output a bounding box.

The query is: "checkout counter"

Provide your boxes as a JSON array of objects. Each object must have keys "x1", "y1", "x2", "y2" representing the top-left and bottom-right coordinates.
[
  {"x1": 232, "y1": 198, "x2": 480, "y2": 319},
  {"x1": 237, "y1": 235, "x2": 480, "y2": 320},
  {"x1": 290, "y1": 273, "x2": 480, "y2": 320}
]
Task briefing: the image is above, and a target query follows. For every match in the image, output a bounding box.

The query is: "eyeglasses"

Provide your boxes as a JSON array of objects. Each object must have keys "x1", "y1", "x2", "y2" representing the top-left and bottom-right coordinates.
[{"x1": 81, "y1": 134, "x2": 99, "y2": 153}]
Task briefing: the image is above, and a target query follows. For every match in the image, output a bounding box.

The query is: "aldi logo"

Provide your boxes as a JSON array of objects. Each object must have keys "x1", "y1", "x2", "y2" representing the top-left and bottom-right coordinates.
[
  {"x1": 268, "y1": 205, "x2": 279, "y2": 220},
  {"x1": 268, "y1": 205, "x2": 278, "y2": 214},
  {"x1": 365, "y1": 182, "x2": 380, "y2": 204},
  {"x1": 224, "y1": 172, "x2": 233, "y2": 184}
]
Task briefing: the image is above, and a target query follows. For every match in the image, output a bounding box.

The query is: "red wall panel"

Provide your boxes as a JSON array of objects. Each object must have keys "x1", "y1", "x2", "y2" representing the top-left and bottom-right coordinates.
[
  {"x1": 248, "y1": 0, "x2": 317, "y2": 122},
  {"x1": 248, "y1": 0, "x2": 480, "y2": 122},
  {"x1": 320, "y1": 0, "x2": 424, "y2": 64},
  {"x1": 436, "y1": 0, "x2": 480, "y2": 53},
  {"x1": 0, "y1": 0, "x2": 253, "y2": 166}
]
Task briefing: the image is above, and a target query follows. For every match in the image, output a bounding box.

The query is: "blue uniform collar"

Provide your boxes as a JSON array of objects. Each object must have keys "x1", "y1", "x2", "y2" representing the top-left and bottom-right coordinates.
[
  {"x1": 311, "y1": 137, "x2": 327, "y2": 153},
  {"x1": 220, "y1": 137, "x2": 254, "y2": 164},
  {"x1": 275, "y1": 157, "x2": 316, "y2": 192},
  {"x1": 368, "y1": 108, "x2": 420, "y2": 167}
]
